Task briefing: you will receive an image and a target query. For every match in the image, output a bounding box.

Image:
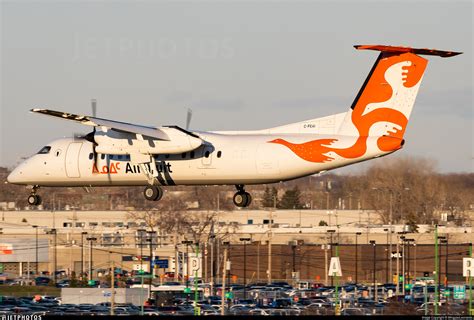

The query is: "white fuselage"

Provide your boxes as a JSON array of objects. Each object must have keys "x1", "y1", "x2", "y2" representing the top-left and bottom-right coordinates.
[{"x1": 7, "y1": 131, "x2": 393, "y2": 187}]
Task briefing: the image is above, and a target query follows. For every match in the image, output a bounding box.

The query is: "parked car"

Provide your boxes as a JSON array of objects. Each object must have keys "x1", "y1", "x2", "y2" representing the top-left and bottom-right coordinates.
[
  {"x1": 55, "y1": 279, "x2": 70, "y2": 288},
  {"x1": 34, "y1": 277, "x2": 51, "y2": 286}
]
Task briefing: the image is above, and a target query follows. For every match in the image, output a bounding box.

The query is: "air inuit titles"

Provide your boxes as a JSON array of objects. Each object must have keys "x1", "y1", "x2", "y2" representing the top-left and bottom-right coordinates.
[{"x1": 125, "y1": 162, "x2": 172, "y2": 174}]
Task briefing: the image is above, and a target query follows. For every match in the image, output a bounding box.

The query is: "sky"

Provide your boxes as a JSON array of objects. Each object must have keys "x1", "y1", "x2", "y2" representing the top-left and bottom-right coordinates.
[{"x1": 1, "y1": 1, "x2": 472, "y2": 173}]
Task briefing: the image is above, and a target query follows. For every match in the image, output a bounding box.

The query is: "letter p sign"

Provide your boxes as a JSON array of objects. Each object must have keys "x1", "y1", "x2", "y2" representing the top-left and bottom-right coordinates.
[{"x1": 463, "y1": 257, "x2": 474, "y2": 277}]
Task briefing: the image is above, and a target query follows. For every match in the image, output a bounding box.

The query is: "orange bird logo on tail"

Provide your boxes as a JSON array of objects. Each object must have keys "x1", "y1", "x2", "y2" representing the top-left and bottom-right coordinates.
[{"x1": 271, "y1": 51, "x2": 427, "y2": 163}]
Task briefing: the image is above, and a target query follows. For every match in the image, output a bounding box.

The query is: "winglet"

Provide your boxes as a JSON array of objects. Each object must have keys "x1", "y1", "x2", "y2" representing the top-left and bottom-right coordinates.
[{"x1": 354, "y1": 45, "x2": 462, "y2": 58}]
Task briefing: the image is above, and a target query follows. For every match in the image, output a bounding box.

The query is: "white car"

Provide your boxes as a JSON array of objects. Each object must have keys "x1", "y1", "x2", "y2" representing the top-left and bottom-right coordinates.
[{"x1": 249, "y1": 309, "x2": 270, "y2": 316}]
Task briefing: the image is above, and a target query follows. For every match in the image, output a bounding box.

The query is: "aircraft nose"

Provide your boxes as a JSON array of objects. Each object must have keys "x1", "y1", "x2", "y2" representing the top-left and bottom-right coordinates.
[{"x1": 7, "y1": 167, "x2": 23, "y2": 184}]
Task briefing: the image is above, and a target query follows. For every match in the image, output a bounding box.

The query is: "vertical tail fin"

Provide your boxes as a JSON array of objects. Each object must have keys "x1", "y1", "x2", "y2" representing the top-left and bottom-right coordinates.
[{"x1": 338, "y1": 45, "x2": 461, "y2": 143}]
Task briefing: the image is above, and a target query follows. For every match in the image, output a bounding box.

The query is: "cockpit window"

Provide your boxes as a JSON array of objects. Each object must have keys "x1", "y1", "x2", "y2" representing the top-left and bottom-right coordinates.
[{"x1": 38, "y1": 146, "x2": 51, "y2": 154}]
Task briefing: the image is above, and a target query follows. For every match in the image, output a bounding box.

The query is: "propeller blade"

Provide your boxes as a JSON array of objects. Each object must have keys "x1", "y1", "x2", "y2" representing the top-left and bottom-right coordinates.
[
  {"x1": 186, "y1": 108, "x2": 193, "y2": 130},
  {"x1": 91, "y1": 99, "x2": 97, "y2": 118}
]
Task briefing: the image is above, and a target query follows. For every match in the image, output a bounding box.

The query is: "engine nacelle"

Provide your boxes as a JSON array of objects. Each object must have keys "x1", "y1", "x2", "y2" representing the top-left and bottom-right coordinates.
[{"x1": 94, "y1": 127, "x2": 202, "y2": 155}]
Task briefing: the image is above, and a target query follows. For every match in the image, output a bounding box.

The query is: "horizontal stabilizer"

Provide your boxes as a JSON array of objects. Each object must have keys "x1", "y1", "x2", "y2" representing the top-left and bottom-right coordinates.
[{"x1": 354, "y1": 45, "x2": 462, "y2": 58}]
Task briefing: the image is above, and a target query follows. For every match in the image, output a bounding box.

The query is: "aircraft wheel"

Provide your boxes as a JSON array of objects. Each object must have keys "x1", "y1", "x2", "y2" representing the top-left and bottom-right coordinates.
[
  {"x1": 28, "y1": 194, "x2": 42, "y2": 206},
  {"x1": 143, "y1": 186, "x2": 163, "y2": 201},
  {"x1": 233, "y1": 192, "x2": 252, "y2": 208}
]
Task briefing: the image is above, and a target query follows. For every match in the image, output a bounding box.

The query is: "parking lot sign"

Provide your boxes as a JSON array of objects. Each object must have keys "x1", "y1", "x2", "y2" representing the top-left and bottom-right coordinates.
[
  {"x1": 463, "y1": 258, "x2": 474, "y2": 277},
  {"x1": 328, "y1": 257, "x2": 342, "y2": 277},
  {"x1": 391, "y1": 252, "x2": 402, "y2": 259},
  {"x1": 153, "y1": 259, "x2": 169, "y2": 269},
  {"x1": 454, "y1": 285, "x2": 466, "y2": 300}
]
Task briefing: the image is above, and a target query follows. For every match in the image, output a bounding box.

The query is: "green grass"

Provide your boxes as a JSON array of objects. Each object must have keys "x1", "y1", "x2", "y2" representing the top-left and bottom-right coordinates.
[{"x1": 0, "y1": 285, "x2": 61, "y2": 297}]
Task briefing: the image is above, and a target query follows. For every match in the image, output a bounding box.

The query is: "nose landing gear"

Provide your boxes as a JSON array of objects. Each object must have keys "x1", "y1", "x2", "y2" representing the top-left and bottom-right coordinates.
[
  {"x1": 27, "y1": 186, "x2": 42, "y2": 206},
  {"x1": 233, "y1": 185, "x2": 252, "y2": 208},
  {"x1": 143, "y1": 185, "x2": 163, "y2": 201}
]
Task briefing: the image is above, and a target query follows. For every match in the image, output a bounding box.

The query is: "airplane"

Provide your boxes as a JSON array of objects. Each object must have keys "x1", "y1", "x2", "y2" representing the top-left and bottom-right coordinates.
[{"x1": 6, "y1": 45, "x2": 461, "y2": 207}]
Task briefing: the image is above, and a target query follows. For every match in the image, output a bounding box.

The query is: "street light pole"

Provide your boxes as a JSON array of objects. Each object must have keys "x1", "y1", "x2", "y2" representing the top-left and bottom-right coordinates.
[
  {"x1": 413, "y1": 242, "x2": 417, "y2": 282},
  {"x1": 32, "y1": 225, "x2": 38, "y2": 275},
  {"x1": 210, "y1": 234, "x2": 216, "y2": 295},
  {"x1": 437, "y1": 235, "x2": 446, "y2": 303},
  {"x1": 384, "y1": 228, "x2": 389, "y2": 284},
  {"x1": 81, "y1": 232, "x2": 87, "y2": 281},
  {"x1": 137, "y1": 229, "x2": 145, "y2": 271},
  {"x1": 355, "y1": 232, "x2": 361, "y2": 284},
  {"x1": 147, "y1": 230, "x2": 157, "y2": 301},
  {"x1": 224, "y1": 242, "x2": 231, "y2": 289},
  {"x1": 400, "y1": 236, "x2": 406, "y2": 295},
  {"x1": 86, "y1": 237, "x2": 97, "y2": 282},
  {"x1": 327, "y1": 230, "x2": 335, "y2": 286},
  {"x1": 445, "y1": 235, "x2": 449, "y2": 289},
  {"x1": 292, "y1": 244, "x2": 296, "y2": 273},
  {"x1": 434, "y1": 226, "x2": 439, "y2": 316},
  {"x1": 469, "y1": 242, "x2": 472, "y2": 316},
  {"x1": 439, "y1": 237, "x2": 448, "y2": 314},
  {"x1": 240, "y1": 237, "x2": 251, "y2": 299},
  {"x1": 444, "y1": 238, "x2": 448, "y2": 316},
  {"x1": 407, "y1": 239, "x2": 411, "y2": 284},
  {"x1": 182, "y1": 240, "x2": 194, "y2": 301},
  {"x1": 267, "y1": 197, "x2": 275, "y2": 285},
  {"x1": 52, "y1": 229, "x2": 57, "y2": 284},
  {"x1": 396, "y1": 232, "x2": 405, "y2": 296},
  {"x1": 369, "y1": 240, "x2": 376, "y2": 300}
]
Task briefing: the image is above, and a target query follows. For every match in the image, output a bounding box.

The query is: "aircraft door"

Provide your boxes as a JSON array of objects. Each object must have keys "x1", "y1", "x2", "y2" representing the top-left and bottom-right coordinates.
[
  {"x1": 65, "y1": 142, "x2": 82, "y2": 178},
  {"x1": 201, "y1": 146, "x2": 213, "y2": 166},
  {"x1": 256, "y1": 144, "x2": 280, "y2": 175}
]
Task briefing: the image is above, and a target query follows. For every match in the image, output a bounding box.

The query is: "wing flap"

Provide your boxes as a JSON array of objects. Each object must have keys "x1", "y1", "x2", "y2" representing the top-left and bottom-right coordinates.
[{"x1": 31, "y1": 108, "x2": 170, "y2": 141}]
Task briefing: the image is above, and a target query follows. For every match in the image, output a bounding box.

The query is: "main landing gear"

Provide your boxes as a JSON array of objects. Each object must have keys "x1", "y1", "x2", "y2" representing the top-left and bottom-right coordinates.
[
  {"x1": 27, "y1": 186, "x2": 42, "y2": 206},
  {"x1": 233, "y1": 185, "x2": 252, "y2": 208},
  {"x1": 143, "y1": 185, "x2": 163, "y2": 201}
]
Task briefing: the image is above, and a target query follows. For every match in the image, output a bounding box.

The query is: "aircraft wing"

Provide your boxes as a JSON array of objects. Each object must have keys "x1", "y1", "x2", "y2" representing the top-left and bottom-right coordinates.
[{"x1": 31, "y1": 108, "x2": 170, "y2": 141}]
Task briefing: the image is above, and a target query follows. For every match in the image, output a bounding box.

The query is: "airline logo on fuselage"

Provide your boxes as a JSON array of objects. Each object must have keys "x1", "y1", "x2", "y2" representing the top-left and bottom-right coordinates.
[
  {"x1": 92, "y1": 161, "x2": 173, "y2": 174},
  {"x1": 125, "y1": 162, "x2": 172, "y2": 174}
]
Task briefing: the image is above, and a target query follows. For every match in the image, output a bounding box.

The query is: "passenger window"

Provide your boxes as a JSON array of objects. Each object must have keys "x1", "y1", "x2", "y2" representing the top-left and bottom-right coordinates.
[
  {"x1": 181, "y1": 153, "x2": 186, "y2": 159},
  {"x1": 205, "y1": 151, "x2": 210, "y2": 158},
  {"x1": 88, "y1": 153, "x2": 93, "y2": 160},
  {"x1": 165, "y1": 154, "x2": 170, "y2": 159},
  {"x1": 118, "y1": 155, "x2": 123, "y2": 160},
  {"x1": 101, "y1": 154, "x2": 105, "y2": 160},
  {"x1": 38, "y1": 146, "x2": 51, "y2": 154},
  {"x1": 190, "y1": 151, "x2": 195, "y2": 159},
  {"x1": 217, "y1": 151, "x2": 222, "y2": 158}
]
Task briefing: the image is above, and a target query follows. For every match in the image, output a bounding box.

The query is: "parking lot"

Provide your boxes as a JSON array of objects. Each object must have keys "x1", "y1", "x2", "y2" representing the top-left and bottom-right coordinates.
[{"x1": 1, "y1": 278, "x2": 472, "y2": 316}]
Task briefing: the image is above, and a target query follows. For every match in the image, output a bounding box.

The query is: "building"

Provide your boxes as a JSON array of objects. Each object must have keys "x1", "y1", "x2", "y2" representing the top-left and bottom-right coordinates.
[{"x1": 0, "y1": 209, "x2": 472, "y2": 283}]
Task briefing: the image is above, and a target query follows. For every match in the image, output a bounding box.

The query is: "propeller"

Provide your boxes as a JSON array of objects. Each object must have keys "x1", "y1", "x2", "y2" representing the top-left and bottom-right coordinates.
[
  {"x1": 91, "y1": 99, "x2": 97, "y2": 117},
  {"x1": 186, "y1": 108, "x2": 192, "y2": 130},
  {"x1": 84, "y1": 99, "x2": 99, "y2": 173}
]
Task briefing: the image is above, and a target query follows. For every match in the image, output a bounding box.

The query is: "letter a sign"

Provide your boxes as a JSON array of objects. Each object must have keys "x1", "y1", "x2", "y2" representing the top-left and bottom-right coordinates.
[
  {"x1": 328, "y1": 257, "x2": 342, "y2": 277},
  {"x1": 463, "y1": 257, "x2": 474, "y2": 277}
]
